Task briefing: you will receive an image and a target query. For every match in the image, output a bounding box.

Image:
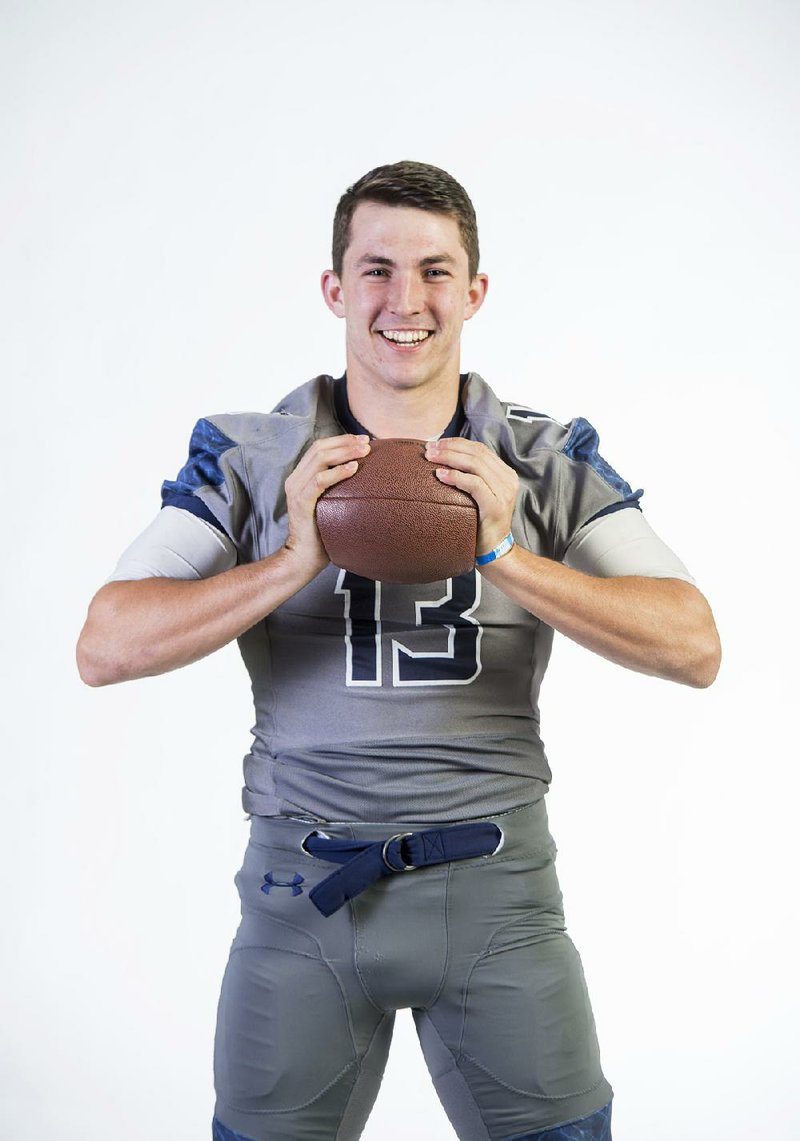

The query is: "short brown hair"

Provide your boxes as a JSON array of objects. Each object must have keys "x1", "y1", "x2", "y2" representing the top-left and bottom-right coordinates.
[{"x1": 332, "y1": 160, "x2": 480, "y2": 279}]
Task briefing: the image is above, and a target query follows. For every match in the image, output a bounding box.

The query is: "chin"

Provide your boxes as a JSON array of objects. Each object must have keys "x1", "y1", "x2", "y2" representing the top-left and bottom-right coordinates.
[{"x1": 383, "y1": 367, "x2": 434, "y2": 390}]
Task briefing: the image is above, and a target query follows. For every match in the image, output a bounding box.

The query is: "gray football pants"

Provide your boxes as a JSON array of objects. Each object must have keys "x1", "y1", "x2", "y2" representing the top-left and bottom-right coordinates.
[{"x1": 212, "y1": 799, "x2": 612, "y2": 1141}]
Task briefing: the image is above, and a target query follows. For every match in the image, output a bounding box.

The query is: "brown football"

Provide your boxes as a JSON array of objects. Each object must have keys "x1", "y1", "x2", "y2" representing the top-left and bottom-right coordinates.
[{"x1": 315, "y1": 438, "x2": 478, "y2": 583}]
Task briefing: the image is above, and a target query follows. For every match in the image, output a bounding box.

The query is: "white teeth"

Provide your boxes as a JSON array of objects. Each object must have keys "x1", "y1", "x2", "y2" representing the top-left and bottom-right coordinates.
[{"x1": 380, "y1": 330, "x2": 431, "y2": 343}]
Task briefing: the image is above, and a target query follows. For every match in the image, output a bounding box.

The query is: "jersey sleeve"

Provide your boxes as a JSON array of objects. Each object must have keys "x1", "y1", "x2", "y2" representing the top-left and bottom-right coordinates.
[
  {"x1": 105, "y1": 506, "x2": 238, "y2": 582},
  {"x1": 160, "y1": 417, "x2": 253, "y2": 558},
  {"x1": 564, "y1": 509, "x2": 695, "y2": 583},
  {"x1": 544, "y1": 417, "x2": 643, "y2": 561}
]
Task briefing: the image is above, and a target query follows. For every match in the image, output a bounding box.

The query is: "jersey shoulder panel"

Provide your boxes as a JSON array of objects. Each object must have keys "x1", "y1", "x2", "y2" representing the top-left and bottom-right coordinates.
[
  {"x1": 160, "y1": 375, "x2": 340, "y2": 559},
  {"x1": 462, "y1": 372, "x2": 642, "y2": 559},
  {"x1": 173, "y1": 374, "x2": 340, "y2": 455},
  {"x1": 462, "y1": 372, "x2": 571, "y2": 458},
  {"x1": 160, "y1": 416, "x2": 242, "y2": 538},
  {"x1": 194, "y1": 373, "x2": 342, "y2": 448}
]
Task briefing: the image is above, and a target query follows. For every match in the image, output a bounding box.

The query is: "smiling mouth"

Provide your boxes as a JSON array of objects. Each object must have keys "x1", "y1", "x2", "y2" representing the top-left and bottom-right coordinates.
[{"x1": 378, "y1": 329, "x2": 433, "y2": 347}]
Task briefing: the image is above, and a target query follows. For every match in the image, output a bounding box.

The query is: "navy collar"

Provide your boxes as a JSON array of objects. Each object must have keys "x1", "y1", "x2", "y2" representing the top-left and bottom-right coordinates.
[{"x1": 332, "y1": 374, "x2": 467, "y2": 440}]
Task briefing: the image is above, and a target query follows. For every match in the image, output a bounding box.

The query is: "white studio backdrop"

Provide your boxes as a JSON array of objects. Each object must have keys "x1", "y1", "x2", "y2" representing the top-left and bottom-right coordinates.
[{"x1": 2, "y1": 2, "x2": 798, "y2": 1138}]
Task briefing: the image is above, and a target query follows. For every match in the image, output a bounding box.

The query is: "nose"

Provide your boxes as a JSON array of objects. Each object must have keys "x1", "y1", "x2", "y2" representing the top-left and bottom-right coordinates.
[{"x1": 387, "y1": 272, "x2": 425, "y2": 318}]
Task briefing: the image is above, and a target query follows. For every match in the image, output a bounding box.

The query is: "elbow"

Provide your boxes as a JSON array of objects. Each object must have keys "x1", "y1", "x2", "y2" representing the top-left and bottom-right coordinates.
[
  {"x1": 76, "y1": 639, "x2": 99, "y2": 686},
  {"x1": 76, "y1": 587, "x2": 136, "y2": 687},
  {"x1": 76, "y1": 631, "x2": 125, "y2": 687},
  {"x1": 674, "y1": 590, "x2": 722, "y2": 689},
  {"x1": 681, "y1": 635, "x2": 722, "y2": 689},
  {"x1": 76, "y1": 651, "x2": 112, "y2": 688}
]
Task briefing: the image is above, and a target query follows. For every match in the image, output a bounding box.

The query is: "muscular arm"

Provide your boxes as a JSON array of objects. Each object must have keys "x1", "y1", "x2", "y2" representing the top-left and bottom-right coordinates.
[
  {"x1": 77, "y1": 550, "x2": 315, "y2": 686},
  {"x1": 426, "y1": 437, "x2": 721, "y2": 689},
  {"x1": 481, "y1": 549, "x2": 719, "y2": 687},
  {"x1": 76, "y1": 433, "x2": 370, "y2": 686}
]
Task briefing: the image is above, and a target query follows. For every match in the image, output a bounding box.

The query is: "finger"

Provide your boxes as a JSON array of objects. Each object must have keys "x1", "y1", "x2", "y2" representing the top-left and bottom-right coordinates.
[
  {"x1": 434, "y1": 459, "x2": 518, "y2": 510},
  {"x1": 299, "y1": 434, "x2": 370, "y2": 473},
  {"x1": 287, "y1": 461, "x2": 360, "y2": 516},
  {"x1": 288, "y1": 439, "x2": 369, "y2": 494},
  {"x1": 434, "y1": 465, "x2": 499, "y2": 505},
  {"x1": 426, "y1": 438, "x2": 512, "y2": 482},
  {"x1": 313, "y1": 459, "x2": 361, "y2": 496},
  {"x1": 436, "y1": 467, "x2": 514, "y2": 552},
  {"x1": 314, "y1": 432, "x2": 370, "y2": 455},
  {"x1": 426, "y1": 437, "x2": 490, "y2": 463}
]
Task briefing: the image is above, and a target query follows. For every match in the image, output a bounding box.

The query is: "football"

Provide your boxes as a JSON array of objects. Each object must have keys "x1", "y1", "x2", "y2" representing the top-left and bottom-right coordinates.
[{"x1": 315, "y1": 438, "x2": 478, "y2": 583}]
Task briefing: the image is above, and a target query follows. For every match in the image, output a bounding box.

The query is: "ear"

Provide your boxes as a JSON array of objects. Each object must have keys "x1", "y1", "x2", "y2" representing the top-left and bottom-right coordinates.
[
  {"x1": 321, "y1": 269, "x2": 346, "y2": 318},
  {"x1": 464, "y1": 273, "x2": 489, "y2": 321}
]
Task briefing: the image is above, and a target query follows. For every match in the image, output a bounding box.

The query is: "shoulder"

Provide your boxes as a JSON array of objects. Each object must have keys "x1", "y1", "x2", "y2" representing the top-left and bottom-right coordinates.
[
  {"x1": 462, "y1": 371, "x2": 594, "y2": 460},
  {"x1": 462, "y1": 371, "x2": 638, "y2": 503},
  {"x1": 189, "y1": 374, "x2": 340, "y2": 453},
  {"x1": 162, "y1": 376, "x2": 340, "y2": 551},
  {"x1": 165, "y1": 374, "x2": 339, "y2": 497}
]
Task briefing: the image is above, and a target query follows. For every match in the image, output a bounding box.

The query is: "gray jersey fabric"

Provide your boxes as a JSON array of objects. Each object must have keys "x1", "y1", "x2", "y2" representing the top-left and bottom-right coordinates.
[{"x1": 160, "y1": 372, "x2": 643, "y2": 822}]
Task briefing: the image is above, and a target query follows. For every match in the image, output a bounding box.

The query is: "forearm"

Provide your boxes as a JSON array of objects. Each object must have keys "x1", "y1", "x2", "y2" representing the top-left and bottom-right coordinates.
[
  {"x1": 481, "y1": 545, "x2": 721, "y2": 687},
  {"x1": 77, "y1": 546, "x2": 316, "y2": 686}
]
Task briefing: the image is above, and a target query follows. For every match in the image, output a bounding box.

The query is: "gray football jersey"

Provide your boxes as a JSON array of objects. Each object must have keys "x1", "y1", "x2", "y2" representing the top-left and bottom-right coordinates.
[{"x1": 161, "y1": 373, "x2": 642, "y2": 822}]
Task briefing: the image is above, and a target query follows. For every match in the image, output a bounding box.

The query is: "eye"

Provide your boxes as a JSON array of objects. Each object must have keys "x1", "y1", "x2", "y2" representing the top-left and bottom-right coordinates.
[
  {"x1": 365, "y1": 268, "x2": 388, "y2": 277},
  {"x1": 425, "y1": 268, "x2": 449, "y2": 278}
]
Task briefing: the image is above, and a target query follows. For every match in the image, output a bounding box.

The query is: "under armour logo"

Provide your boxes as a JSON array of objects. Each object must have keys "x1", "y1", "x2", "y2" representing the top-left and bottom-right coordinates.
[{"x1": 261, "y1": 872, "x2": 305, "y2": 897}]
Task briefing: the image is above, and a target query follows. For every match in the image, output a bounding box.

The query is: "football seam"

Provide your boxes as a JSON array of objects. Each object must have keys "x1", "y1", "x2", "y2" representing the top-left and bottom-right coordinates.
[{"x1": 319, "y1": 496, "x2": 476, "y2": 506}]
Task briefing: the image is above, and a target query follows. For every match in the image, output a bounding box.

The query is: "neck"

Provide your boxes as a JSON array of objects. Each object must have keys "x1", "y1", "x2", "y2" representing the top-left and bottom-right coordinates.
[{"x1": 345, "y1": 368, "x2": 462, "y2": 440}]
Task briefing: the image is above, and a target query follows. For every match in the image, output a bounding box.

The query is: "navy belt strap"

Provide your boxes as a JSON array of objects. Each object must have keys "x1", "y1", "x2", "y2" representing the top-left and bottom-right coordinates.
[{"x1": 305, "y1": 822, "x2": 502, "y2": 917}]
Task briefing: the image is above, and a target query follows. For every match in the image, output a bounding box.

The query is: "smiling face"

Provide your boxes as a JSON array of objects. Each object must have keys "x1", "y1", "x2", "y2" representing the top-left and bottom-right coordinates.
[{"x1": 321, "y1": 202, "x2": 488, "y2": 408}]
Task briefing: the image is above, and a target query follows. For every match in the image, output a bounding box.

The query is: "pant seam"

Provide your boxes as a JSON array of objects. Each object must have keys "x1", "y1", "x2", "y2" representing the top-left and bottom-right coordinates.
[
  {"x1": 458, "y1": 1051, "x2": 607, "y2": 1102},
  {"x1": 216, "y1": 1057, "x2": 359, "y2": 1116},
  {"x1": 415, "y1": 1009, "x2": 492, "y2": 1141},
  {"x1": 333, "y1": 1013, "x2": 395, "y2": 1141},
  {"x1": 420, "y1": 861, "x2": 453, "y2": 1009},
  {"x1": 225, "y1": 938, "x2": 362, "y2": 1061}
]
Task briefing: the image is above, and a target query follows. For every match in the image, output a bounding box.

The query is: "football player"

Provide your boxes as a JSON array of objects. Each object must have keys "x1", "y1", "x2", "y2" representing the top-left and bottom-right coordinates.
[{"x1": 77, "y1": 161, "x2": 720, "y2": 1141}]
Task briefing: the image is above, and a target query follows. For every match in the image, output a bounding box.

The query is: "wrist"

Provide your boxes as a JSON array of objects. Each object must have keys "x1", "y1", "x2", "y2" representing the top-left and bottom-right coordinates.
[
  {"x1": 475, "y1": 532, "x2": 515, "y2": 566},
  {"x1": 275, "y1": 541, "x2": 328, "y2": 586}
]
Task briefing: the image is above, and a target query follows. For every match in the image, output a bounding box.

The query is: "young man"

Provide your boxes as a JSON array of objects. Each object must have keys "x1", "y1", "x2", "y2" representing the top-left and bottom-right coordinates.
[{"x1": 77, "y1": 161, "x2": 720, "y2": 1141}]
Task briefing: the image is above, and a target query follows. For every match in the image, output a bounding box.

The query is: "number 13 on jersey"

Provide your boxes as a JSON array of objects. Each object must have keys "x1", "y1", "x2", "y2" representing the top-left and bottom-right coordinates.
[{"x1": 335, "y1": 570, "x2": 483, "y2": 688}]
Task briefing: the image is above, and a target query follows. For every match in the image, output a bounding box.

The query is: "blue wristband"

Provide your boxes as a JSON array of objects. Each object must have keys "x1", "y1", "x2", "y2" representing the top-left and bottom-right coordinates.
[{"x1": 475, "y1": 533, "x2": 515, "y2": 566}]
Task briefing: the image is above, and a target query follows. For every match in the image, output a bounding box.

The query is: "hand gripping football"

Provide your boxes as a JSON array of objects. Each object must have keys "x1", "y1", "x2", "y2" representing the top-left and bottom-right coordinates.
[{"x1": 315, "y1": 438, "x2": 478, "y2": 583}]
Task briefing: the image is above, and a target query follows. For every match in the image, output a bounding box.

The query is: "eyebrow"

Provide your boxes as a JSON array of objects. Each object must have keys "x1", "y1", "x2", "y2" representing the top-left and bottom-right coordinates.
[{"x1": 355, "y1": 253, "x2": 457, "y2": 269}]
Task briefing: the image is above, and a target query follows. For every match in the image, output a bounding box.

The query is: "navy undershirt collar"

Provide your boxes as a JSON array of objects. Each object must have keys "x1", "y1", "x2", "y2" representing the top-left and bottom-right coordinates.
[{"x1": 332, "y1": 374, "x2": 467, "y2": 440}]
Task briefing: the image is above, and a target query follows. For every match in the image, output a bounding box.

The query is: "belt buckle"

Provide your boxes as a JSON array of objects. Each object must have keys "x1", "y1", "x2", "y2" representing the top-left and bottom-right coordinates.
[
  {"x1": 300, "y1": 829, "x2": 331, "y2": 857},
  {"x1": 382, "y1": 832, "x2": 416, "y2": 872}
]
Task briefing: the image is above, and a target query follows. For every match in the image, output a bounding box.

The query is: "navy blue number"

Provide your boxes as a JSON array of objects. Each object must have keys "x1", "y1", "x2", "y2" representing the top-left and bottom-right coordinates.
[
  {"x1": 335, "y1": 572, "x2": 382, "y2": 686},
  {"x1": 393, "y1": 572, "x2": 482, "y2": 686},
  {"x1": 336, "y1": 570, "x2": 482, "y2": 687}
]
